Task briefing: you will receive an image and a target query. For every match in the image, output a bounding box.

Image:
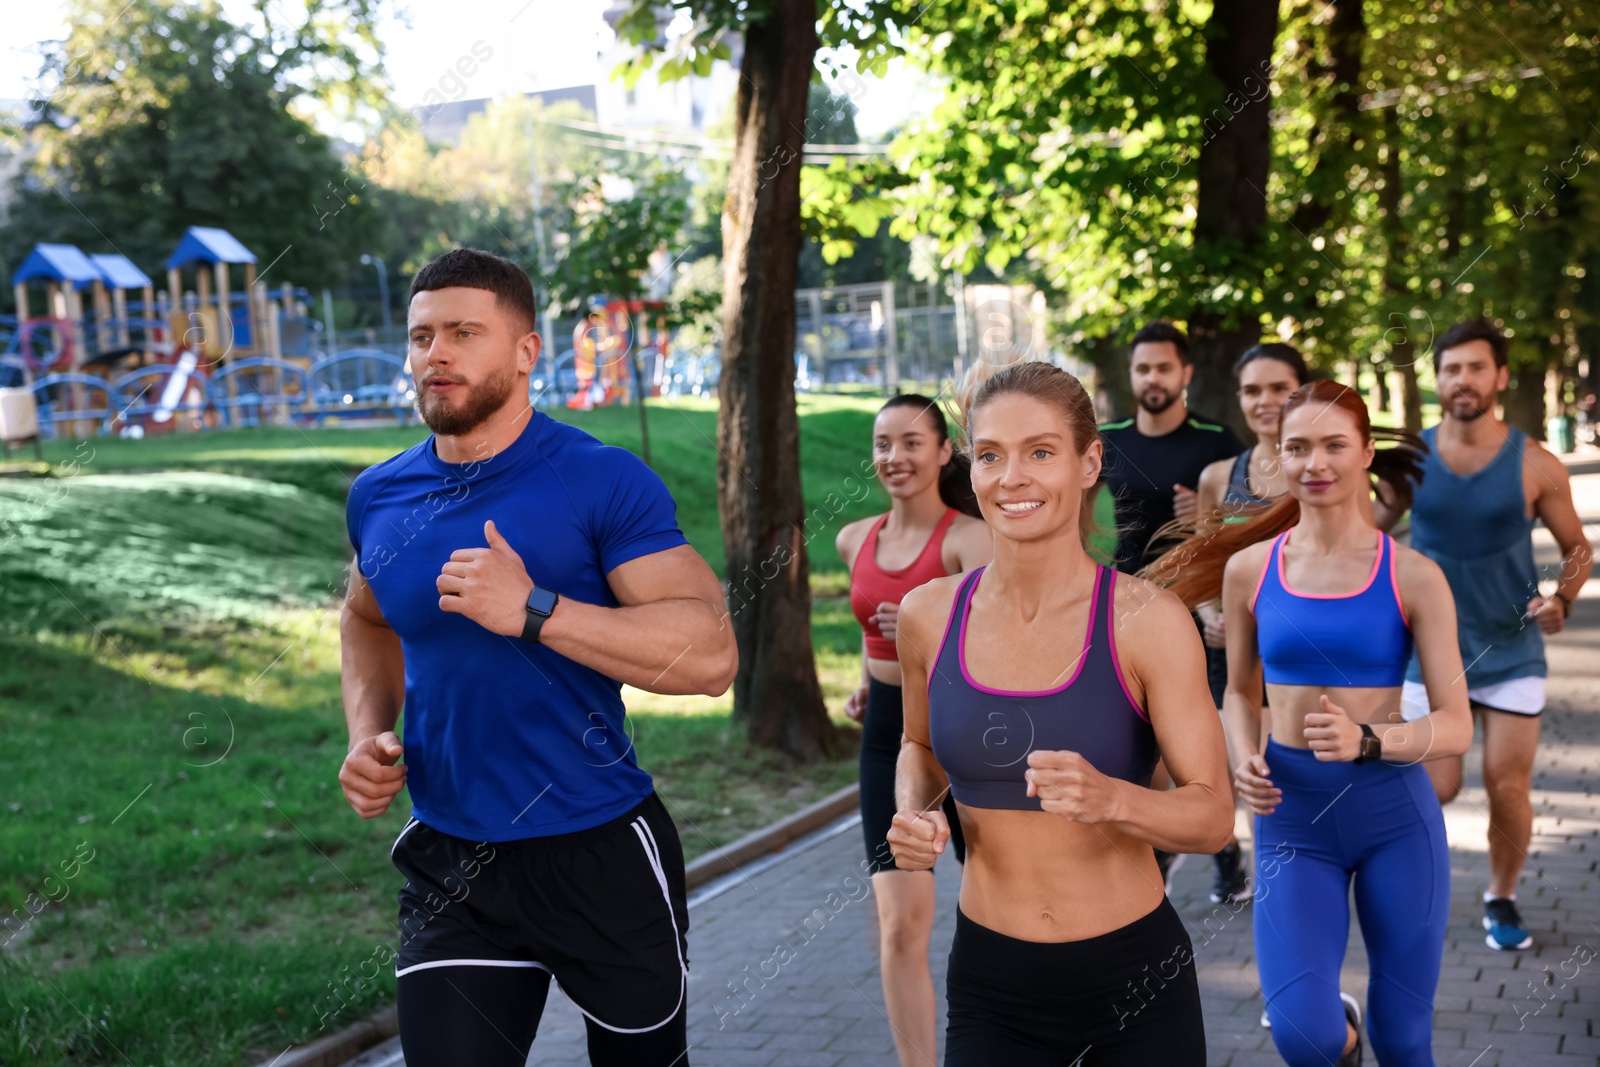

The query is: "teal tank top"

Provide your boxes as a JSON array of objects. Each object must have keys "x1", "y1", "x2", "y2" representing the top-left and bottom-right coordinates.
[{"x1": 1405, "y1": 425, "x2": 1545, "y2": 687}]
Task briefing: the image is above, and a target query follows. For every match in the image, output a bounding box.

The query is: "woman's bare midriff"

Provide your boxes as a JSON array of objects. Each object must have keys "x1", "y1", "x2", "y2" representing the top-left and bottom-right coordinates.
[
  {"x1": 954, "y1": 803, "x2": 1166, "y2": 943},
  {"x1": 866, "y1": 656, "x2": 903, "y2": 686},
  {"x1": 1265, "y1": 683, "x2": 1407, "y2": 748}
]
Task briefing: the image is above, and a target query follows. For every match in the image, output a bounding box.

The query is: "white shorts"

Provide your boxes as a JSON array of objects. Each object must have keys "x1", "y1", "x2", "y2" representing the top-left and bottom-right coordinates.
[{"x1": 1399, "y1": 676, "x2": 1545, "y2": 721}]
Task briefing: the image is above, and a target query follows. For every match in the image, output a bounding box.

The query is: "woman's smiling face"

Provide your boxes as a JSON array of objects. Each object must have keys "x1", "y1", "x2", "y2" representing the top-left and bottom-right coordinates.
[
  {"x1": 969, "y1": 392, "x2": 1100, "y2": 541},
  {"x1": 1279, "y1": 401, "x2": 1374, "y2": 508},
  {"x1": 873, "y1": 403, "x2": 951, "y2": 500},
  {"x1": 1237, "y1": 357, "x2": 1301, "y2": 439}
]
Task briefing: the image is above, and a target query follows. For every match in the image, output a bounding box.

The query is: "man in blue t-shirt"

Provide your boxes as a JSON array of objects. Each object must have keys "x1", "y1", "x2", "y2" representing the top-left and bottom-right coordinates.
[{"x1": 338, "y1": 249, "x2": 736, "y2": 1067}]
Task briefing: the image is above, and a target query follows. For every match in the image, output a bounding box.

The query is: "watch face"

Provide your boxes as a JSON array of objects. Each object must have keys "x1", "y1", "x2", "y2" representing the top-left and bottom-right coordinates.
[
  {"x1": 527, "y1": 587, "x2": 559, "y2": 616},
  {"x1": 1361, "y1": 736, "x2": 1382, "y2": 762}
]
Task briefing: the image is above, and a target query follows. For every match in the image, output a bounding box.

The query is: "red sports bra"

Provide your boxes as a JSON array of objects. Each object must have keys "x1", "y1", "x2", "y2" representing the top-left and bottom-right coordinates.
[{"x1": 850, "y1": 508, "x2": 960, "y2": 661}]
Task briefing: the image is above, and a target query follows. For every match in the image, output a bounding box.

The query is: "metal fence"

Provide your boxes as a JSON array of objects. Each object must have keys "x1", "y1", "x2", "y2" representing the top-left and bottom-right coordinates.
[{"x1": 310, "y1": 280, "x2": 1056, "y2": 408}]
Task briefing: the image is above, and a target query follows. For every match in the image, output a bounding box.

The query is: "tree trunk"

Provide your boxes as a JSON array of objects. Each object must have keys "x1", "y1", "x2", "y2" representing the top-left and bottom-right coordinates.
[
  {"x1": 716, "y1": 0, "x2": 837, "y2": 760},
  {"x1": 1188, "y1": 0, "x2": 1282, "y2": 429},
  {"x1": 1282, "y1": 0, "x2": 1366, "y2": 361},
  {"x1": 1506, "y1": 142, "x2": 1583, "y2": 441},
  {"x1": 1086, "y1": 333, "x2": 1133, "y2": 421},
  {"x1": 630, "y1": 350, "x2": 652, "y2": 466},
  {"x1": 1287, "y1": 0, "x2": 1365, "y2": 237},
  {"x1": 1503, "y1": 353, "x2": 1551, "y2": 439},
  {"x1": 1395, "y1": 361, "x2": 1423, "y2": 432},
  {"x1": 1378, "y1": 106, "x2": 1423, "y2": 432}
]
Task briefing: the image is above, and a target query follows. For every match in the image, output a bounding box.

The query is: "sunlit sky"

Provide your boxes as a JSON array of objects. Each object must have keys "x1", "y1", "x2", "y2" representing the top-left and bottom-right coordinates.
[{"x1": 0, "y1": 0, "x2": 934, "y2": 138}]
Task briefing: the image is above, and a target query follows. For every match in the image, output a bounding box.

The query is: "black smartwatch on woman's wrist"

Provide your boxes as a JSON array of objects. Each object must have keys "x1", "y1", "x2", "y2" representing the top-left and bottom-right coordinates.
[
  {"x1": 1354, "y1": 723, "x2": 1381, "y2": 765},
  {"x1": 521, "y1": 586, "x2": 560, "y2": 644}
]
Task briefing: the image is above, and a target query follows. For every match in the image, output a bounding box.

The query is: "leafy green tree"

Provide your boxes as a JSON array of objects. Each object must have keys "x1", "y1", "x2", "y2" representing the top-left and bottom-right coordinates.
[
  {"x1": 548, "y1": 161, "x2": 693, "y2": 466},
  {"x1": 835, "y1": 0, "x2": 1600, "y2": 437},
  {"x1": 361, "y1": 95, "x2": 604, "y2": 282},
  {"x1": 881, "y1": 0, "x2": 1281, "y2": 422},
  {"x1": 612, "y1": 0, "x2": 921, "y2": 760},
  {"x1": 0, "y1": 0, "x2": 392, "y2": 297}
]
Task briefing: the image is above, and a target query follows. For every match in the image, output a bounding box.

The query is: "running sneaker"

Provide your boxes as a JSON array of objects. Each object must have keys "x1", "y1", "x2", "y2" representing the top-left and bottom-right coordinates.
[
  {"x1": 1337, "y1": 991, "x2": 1363, "y2": 1066},
  {"x1": 1483, "y1": 897, "x2": 1534, "y2": 950},
  {"x1": 1211, "y1": 841, "x2": 1251, "y2": 904}
]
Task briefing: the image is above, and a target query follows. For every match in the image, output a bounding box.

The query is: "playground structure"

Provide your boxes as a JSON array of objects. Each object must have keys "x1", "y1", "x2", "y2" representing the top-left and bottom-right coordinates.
[
  {"x1": 3, "y1": 227, "x2": 416, "y2": 438},
  {"x1": 562, "y1": 297, "x2": 671, "y2": 410},
  {"x1": 0, "y1": 248, "x2": 996, "y2": 446}
]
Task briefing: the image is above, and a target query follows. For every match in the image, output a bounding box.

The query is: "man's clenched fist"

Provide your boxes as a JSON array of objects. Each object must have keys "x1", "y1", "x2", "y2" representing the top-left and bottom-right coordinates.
[{"x1": 340, "y1": 731, "x2": 407, "y2": 818}]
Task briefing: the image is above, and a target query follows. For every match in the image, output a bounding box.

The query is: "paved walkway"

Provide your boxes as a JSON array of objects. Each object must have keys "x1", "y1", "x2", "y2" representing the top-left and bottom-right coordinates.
[{"x1": 347, "y1": 461, "x2": 1600, "y2": 1067}]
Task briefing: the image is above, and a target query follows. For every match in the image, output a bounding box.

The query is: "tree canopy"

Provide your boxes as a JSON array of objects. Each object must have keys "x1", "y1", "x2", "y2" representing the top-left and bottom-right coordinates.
[
  {"x1": 869, "y1": 0, "x2": 1600, "y2": 426},
  {"x1": 0, "y1": 0, "x2": 392, "y2": 298}
]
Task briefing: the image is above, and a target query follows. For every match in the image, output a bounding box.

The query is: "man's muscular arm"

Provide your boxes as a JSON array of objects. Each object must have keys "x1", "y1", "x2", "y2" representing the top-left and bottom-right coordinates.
[
  {"x1": 437, "y1": 521, "x2": 737, "y2": 696},
  {"x1": 339, "y1": 562, "x2": 408, "y2": 818},
  {"x1": 1528, "y1": 447, "x2": 1593, "y2": 633}
]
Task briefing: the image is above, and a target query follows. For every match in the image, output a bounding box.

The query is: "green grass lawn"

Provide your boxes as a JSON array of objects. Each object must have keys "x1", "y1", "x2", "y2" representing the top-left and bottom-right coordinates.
[
  {"x1": 0, "y1": 393, "x2": 1123, "y2": 1065},
  {"x1": 0, "y1": 396, "x2": 894, "y2": 1067}
]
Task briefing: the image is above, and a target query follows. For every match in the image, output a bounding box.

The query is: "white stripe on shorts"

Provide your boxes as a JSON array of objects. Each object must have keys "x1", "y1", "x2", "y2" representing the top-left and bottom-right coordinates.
[
  {"x1": 394, "y1": 958, "x2": 551, "y2": 978},
  {"x1": 553, "y1": 815, "x2": 688, "y2": 1035}
]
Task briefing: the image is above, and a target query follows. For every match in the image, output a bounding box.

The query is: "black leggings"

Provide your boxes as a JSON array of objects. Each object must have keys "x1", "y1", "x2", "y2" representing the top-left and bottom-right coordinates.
[
  {"x1": 945, "y1": 899, "x2": 1205, "y2": 1066},
  {"x1": 860, "y1": 677, "x2": 965, "y2": 872},
  {"x1": 397, "y1": 964, "x2": 689, "y2": 1067}
]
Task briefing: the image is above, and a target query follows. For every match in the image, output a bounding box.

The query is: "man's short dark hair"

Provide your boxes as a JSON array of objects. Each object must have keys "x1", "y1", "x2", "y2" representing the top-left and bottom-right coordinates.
[
  {"x1": 410, "y1": 248, "x2": 538, "y2": 336},
  {"x1": 1129, "y1": 321, "x2": 1190, "y2": 364},
  {"x1": 1433, "y1": 319, "x2": 1508, "y2": 369}
]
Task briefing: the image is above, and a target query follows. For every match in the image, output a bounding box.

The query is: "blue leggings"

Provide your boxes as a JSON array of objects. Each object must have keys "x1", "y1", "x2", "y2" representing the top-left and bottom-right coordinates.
[{"x1": 1253, "y1": 739, "x2": 1449, "y2": 1066}]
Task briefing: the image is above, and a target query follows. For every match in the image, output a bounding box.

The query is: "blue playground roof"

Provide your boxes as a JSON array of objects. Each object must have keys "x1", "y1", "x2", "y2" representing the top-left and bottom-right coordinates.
[
  {"x1": 14, "y1": 243, "x2": 102, "y2": 289},
  {"x1": 166, "y1": 227, "x2": 257, "y2": 270},
  {"x1": 89, "y1": 253, "x2": 154, "y2": 291}
]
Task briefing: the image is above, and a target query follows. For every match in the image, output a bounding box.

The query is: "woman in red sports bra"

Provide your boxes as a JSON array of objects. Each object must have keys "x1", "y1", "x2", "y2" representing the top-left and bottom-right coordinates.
[{"x1": 835, "y1": 393, "x2": 989, "y2": 1067}]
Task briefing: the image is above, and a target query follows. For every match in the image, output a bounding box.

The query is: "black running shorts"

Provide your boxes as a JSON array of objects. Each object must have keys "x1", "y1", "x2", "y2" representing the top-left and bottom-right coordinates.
[{"x1": 389, "y1": 792, "x2": 690, "y2": 1034}]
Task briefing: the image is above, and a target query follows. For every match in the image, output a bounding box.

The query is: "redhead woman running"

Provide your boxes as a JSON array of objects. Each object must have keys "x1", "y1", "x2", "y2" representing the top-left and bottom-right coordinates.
[
  {"x1": 836, "y1": 393, "x2": 990, "y2": 1067},
  {"x1": 889, "y1": 360, "x2": 1233, "y2": 1065},
  {"x1": 1153, "y1": 380, "x2": 1471, "y2": 1066}
]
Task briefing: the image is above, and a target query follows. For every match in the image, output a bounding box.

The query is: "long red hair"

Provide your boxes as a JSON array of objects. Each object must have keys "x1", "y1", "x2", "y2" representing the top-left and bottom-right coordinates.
[{"x1": 1140, "y1": 380, "x2": 1427, "y2": 607}]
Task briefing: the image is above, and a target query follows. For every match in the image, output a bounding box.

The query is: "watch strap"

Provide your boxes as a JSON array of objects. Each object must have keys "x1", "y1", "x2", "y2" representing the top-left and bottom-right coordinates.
[
  {"x1": 1355, "y1": 723, "x2": 1379, "y2": 764},
  {"x1": 521, "y1": 586, "x2": 559, "y2": 644},
  {"x1": 520, "y1": 611, "x2": 547, "y2": 644}
]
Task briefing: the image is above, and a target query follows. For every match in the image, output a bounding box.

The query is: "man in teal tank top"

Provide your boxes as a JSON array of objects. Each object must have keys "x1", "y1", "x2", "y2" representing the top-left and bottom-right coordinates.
[{"x1": 1400, "y1": 320, "x2": 1592, "y2": 952}]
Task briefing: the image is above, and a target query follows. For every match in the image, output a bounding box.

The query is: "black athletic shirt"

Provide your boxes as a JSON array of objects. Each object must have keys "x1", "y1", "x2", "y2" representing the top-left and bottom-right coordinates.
[{"x1": 1098, "y1": 412, "x2": 1244, "y2": 573}]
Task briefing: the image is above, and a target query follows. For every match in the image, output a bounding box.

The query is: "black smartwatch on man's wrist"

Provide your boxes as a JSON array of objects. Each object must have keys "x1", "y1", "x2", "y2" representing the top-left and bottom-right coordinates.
[
  {"x1": 1354, "y1": 723, "x2": 1381, "y2": 765},
  {"x1": 521, "y1": 585, "x2": 560, "y2": 644}
]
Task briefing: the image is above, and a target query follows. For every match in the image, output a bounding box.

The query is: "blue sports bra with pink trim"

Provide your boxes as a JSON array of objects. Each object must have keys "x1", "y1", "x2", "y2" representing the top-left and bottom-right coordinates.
[
  {"x1": 928, "y1": 565, "x2": 1157, "y2": 811},
  {"x1": 1252, "y1": 529, "x2": 1413, "y2": 688}
]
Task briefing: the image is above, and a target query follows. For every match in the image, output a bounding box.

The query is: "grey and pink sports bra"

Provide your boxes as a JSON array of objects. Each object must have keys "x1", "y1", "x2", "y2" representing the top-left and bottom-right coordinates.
[{"x1": 928, "y1": 565, "x2": 1158, "y2": 811}]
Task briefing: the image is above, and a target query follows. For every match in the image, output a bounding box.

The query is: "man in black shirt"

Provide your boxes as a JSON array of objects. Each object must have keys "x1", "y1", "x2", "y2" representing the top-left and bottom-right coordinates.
[
  {"x1": 1098, "y1": 321, "x2": 1248, "y2": 904},
  {"x1": 1098, "y1": 322, "x2": 1244, "y2": 573}
]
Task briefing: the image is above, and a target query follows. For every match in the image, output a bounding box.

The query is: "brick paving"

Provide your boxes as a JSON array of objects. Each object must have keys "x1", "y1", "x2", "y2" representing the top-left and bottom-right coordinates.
[{"x1": 348, "y1": 461, "x2": 1600, "y2": 1067}]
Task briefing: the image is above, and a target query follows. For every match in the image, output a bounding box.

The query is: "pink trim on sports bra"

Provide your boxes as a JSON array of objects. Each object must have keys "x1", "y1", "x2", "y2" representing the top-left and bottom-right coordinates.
[
  {"x1": 1388, "y1": 541, "x2": 1411, "y2": 628},
  {"x1": 1250, "y1": 534, "x2": 1280, "y2": 615},
  {"x1": 927, "y1": 576, "x2": 966, "y2": 698},
  {"x1": 1274, "y1": 530, "x2": 1385, "y2": 599},
  {"x1": 957, "y1": 565, "x2": 1099, "y2": 697},
  {"x1": 1104, "y1": 571, "x2": 1150, "y2": 723}
]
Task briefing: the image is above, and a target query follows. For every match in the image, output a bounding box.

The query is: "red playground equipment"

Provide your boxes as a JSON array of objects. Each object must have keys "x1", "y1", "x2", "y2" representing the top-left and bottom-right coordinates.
[{"x1": 568, "y1": 297, "x2": 669, "y2": 411}]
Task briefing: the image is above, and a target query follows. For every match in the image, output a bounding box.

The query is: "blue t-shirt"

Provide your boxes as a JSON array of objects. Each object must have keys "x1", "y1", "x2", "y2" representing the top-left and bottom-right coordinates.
[{"x1": 346, "y1": 411, "x2": 687, "y2": 841}]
